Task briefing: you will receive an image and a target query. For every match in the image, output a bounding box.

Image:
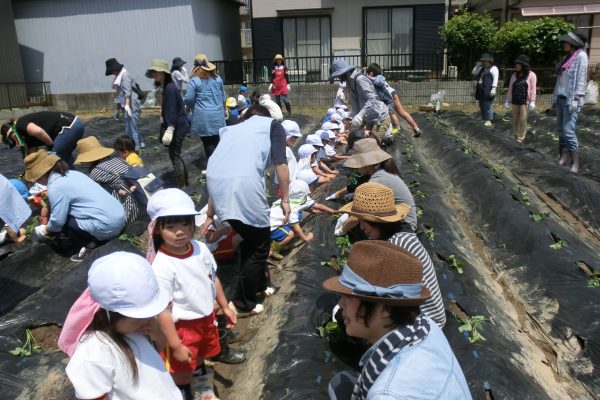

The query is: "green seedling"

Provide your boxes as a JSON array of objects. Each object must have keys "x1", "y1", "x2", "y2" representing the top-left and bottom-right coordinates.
[
  {"x1": 530, "y1": 212, "x2": 549, "y2": 222},
  {"x1": 407, "y1": 180, "x2": 421, "y2": 189},
  {"x1": 416, "y1": 209, "x2": 424, "y2": 217},
  {"x1": 549, "y1": 240, "x2": 567, "y2": 250},
  {"x1": 447, "y1": 255, "x2": 464, "y2": 274},
  {"x1": 154, "y1": 146, "x2": 160, "y2": 152},
  {"x1": 190, "y1": 194, "x2": 202, "y2": 203},
  {"x1": 25, "y1": 218, "x2": 38, "y2": 239},
  {"x1": 8, "y1": 329, "x2": 42, "y2": 357},
  {"x1": 492, "y1": 166, "x2": 505, "y2": 175},
  {"x1": 414, "y1": 190, "x2": 428, "y2": 199},
  {"x1": 411, "y1": 163, "x2": 422, "y2": 175},
  {"x1": 265, "y1": 171, "x2": 272, "y2": 179},
  {"x1": 197, "y1": 176, "x2": 207, "y2": 185},
  {"x1": 316, "y1": 321, "x2": 341, "y2": 343},
  {"x1": 516, "y1": 187, "x2": 530, "y2": 205},
  {"x1": 461, "y1": 146, "x2": 474, "y2": 155},
  {"x1": 587, "y1": 272, "x2": 600, "y2": 288},
  {"x1": 458, "y1": 315, "x2": 486, "y2": 344},
  {"x1": 118, "y1": 233, "x2": 142, "y2": 247},
  {"x1": 425, "y1": 227, "x2": 435, "y2": 242}
]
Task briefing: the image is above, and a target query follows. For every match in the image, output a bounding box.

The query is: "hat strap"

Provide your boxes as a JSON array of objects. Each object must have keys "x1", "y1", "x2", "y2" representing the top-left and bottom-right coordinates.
[
  {"x1": 11, "y1": 122, "x2": 27, "y2": 158},
  {"x1": 339, "y1": 265, "x2": 422, "y2": 299}
]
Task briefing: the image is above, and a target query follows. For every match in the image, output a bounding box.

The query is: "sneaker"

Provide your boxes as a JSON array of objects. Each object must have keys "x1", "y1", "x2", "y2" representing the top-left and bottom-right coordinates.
[
  {"x1": 250, "y1": 304, "x2": 264, "y2": 315},
  {"x1": 201, "y1": 170, "x2": 207, "y2": 176},
  {"x1": 140, "y1": 143, "x2": 146, "y2": 149},
  {"x1": 260, "y1": 286, "x2": 276, "y2": 297},
  {"x1": 70, "y1": 247, "x2": 91, "y2": 262},
  {"x1": 483, "y1": 121, "x2": 492, "y2": 127}
]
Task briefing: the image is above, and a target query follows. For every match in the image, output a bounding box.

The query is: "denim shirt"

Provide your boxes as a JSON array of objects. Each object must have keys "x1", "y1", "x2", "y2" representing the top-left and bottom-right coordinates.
[
  {"x1": 362, "y1": 318, "x2": 472, "y2": 400},
  {"x1": 184, "y1": 75, "x2": 226, "y2": 137},
  {"x1": 552, "y1": 51, "x2": 588, "y2": 106}
]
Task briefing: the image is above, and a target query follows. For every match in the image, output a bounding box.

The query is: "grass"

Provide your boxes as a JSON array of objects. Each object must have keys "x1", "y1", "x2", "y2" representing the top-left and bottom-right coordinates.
[
  {"x1": 458, "y1": 315, "x2": 486, "y2": 344},
  {"x1": 588, "y1": 272, "x2": 600, "y2": 288},
  {"x1": 118, "y1": 233, "x2": 143, "y2": 247}
]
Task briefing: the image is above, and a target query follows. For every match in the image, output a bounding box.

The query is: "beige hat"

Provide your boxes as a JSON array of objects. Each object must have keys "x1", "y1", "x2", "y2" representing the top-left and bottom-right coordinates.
[
  {"x1": 274, "y1": 54, "x2": 284, "y2": 61},
  {"x1": 338, "y1": 182, "x2": 411, "y2": 223},
  {"x1": 193, "y1": 53, "x2": 216, "y2": 72},
  {"x1": 343, "y1": 138, "x2": 391, "y2": 169},
  {"x1": 145, "y1": 59, "x2": 171, "y2": 78},
  {"x1": 74, "y1": 136, "x2": 114, "y2": 164},
  {"x1": 23, "y1": 149, "x2": 61, "y2": 182}
]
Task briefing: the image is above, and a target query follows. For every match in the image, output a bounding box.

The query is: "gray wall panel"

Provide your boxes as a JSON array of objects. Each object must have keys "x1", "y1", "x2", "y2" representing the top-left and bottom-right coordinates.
[{"x1": 0, "y1": 0, "x2": 25, "y2": 82}]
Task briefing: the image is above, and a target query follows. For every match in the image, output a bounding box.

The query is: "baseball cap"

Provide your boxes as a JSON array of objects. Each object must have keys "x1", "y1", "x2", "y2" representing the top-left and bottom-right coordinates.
[
  {"x1": 322, "y1": 121, "x2": 339, "y2": 131},
  {"x1": 298, "y1": 144, "x2": 318, "y2": 158},
  {"x1": 88, "y1": 252, "x2": 169, "y2": 318},
  {"x1": 296, "y1": 169, "x2": 319, "y2": 187},
  {"x1": 147, "y1": 188, "x2": 200, "y2": 220},
  {"x1": 281, "y1": 120, "x2": 302, "y2": 138},
  {"x1": 306, "y1": 134, "x2": 324, "y2": 147},
  {"x1": 240, "y1": 85, "x2": 247, "y2": 92}
]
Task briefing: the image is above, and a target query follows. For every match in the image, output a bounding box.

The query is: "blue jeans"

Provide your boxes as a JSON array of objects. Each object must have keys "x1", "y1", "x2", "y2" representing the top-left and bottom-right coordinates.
[
  {"x1": 556, "y1": 97, "x2": 580, "y2": 150},
  {"x1": 478, "y1": 98, "x2": 493, "y2": 121},
  {"x1": 52, "y1": 117, "x2": 84, "y2": 167},
  {"x1": 125, "y1": 108, "x2": 142, "y2": 149}
]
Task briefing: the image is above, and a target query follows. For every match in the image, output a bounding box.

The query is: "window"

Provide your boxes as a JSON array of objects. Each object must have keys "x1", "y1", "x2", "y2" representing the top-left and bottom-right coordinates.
[
  {"x1": 364, "y1": 7, "x2": 413, "y2": 68},
  {"x1": 283, "y1": 16, "x2": 331, "y2": 80}
]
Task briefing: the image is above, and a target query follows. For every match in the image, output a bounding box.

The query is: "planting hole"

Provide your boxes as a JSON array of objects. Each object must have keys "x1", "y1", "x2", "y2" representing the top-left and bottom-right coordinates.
[{"x1": 30, "y1": 324, "x2": 61, "y2": 352}]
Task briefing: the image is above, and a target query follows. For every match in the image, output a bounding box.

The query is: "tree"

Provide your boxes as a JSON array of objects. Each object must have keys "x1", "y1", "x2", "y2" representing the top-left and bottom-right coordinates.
[{"x1": 440, "y1": 8, "x2": 498, "y2": 77}]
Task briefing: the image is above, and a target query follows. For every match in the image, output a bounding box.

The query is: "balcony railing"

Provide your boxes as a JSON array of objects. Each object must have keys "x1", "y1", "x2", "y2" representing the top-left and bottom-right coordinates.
[
  {"x1": 0, "y1": 82, "x2": 52, "y2": 109},
  {"x1": 241, "y1": 29, "x2": 252, "y2": 47},
  {"x1": 240, "y1": 5, "x2": 250, "y2": 15}
]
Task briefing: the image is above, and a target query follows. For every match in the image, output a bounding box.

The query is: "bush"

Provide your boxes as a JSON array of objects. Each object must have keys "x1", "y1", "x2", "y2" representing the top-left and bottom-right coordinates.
[{"x1": 495, "y1": 17, "x2": 575, "y2": 67}]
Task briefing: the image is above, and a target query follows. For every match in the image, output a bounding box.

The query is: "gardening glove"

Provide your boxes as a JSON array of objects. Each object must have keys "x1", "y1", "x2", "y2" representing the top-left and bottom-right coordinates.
[
  {"x1": 334, "y1": 227, "x2": 346, "y2": 236},
  {"x1": 326, "y1": 192, "x2": 338, "y2": 201},
  {"x1": 503, "y1": 100, "x2": 510, "y2": 109},
  {"x1": 124, "y1": 104, "x2": 132, "y2": 117},
  {"x1": 268, "y1": 83, "x2": 273, "y2": 92},
  {"x1": 413, "y1": 127, "x2": 422, "y2": 138},
  {"x1": 287, "y1": 84, "x2": 291, "y2": 92},
  {"x1": 162, "y1": 126, "x2": 174, "y2": 146},
  {"x1": 528, "y1": 101, "x2": 535, "y2": 111},
  {"x1": 351, "y1": 113, "x2": 363, "y2": 129},
  {"x1": 490, "y1": 87, "x2": 496, "y2": 97},
  {"x1": 33, "y1": 225, "x2": 48, "y2": 241},
  {"x1": 569, "y1": 100, "x2": 579, "y2": 113}
]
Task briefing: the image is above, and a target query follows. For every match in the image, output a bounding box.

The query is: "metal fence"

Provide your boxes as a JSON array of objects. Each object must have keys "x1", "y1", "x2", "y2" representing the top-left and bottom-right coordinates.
[{"x1": 0, "y1": 82, "x2": 52, "y2": 109}]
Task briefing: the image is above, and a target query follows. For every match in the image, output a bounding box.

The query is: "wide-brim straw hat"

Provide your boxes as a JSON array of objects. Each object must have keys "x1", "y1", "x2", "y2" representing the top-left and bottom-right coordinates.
[
  {"x1": 274, "y1": 54, "x2": 284, "y2": 61},
  {"x1": 74, "y1": 136, "x2": 114, "y2": 164},
  {"x1": 323, "y1": 240, "x2": 431, "y2": 306},
  {"x1": 338, "y1": 182, "x2": 411, "y2": 223},
  {"x1": 23, "y1": 149, "x2": 61, "y2": 182},
  {"x1": 343, "y1": 138, "x2": 391, "y2": 169},
  {"x1": 193, "y1": 53, "x2": 216, "y2": 72},
  {"x1": 145, "y1": 58, "x2": 171, "y2": 78}
]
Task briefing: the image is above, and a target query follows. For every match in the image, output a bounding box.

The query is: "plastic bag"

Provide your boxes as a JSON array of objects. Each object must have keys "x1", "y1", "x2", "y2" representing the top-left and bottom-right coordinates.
[{"x1": 584, "y1": 80, "x2": 598, "y2": 105}]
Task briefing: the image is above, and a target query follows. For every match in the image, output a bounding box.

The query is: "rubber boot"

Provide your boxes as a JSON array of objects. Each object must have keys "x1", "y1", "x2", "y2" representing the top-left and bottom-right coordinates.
[
  {"x1": 285, "y1": 103, "x2": 292, "y2": 115},
  {"x1": 558, "y1": 144, "x2": 569, "y2": 166},
  {"x1": 213, "y1": 331, "x2": 246, "y2": 364},
  {"x1": 269, "y1": 242, "x2": 284, "y2": 261},
  {"x1": 569, "y1": 150, "x2": 580, "y2": 173}
]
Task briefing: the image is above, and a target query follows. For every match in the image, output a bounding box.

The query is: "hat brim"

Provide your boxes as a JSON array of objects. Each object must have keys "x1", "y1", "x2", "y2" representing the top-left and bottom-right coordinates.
[
  {"x1": 329, "y1": 65, "x2": 355, "y2": 80},
  {"x1": 146, "y1": 67, "x2": 172, "y2": 78},
  {"x1": 343, "y1": 149, "x2": 391, "y2": 169},
  {"x1": 74, "y1": 147, "x2": 115, "y2": 164},
  {"x1": 114, "y1": 286, "x2": 170, "y2": 319},
  {"x1": 322, "y1": 276, "x2": 431, "y2": 306},
  {"x1": 152, "y1": 208, "x2": 201, "y2": 220},
  {"x1": 24, "y1": 154, "x2": 61, "y2": 182},
  {"x1": 559, "y1": 34, "x2": 584, "y2": 48},
  {"x1": 105, "y1": 63, "x2": 123, "y2": 76},
  {"x1": 337, "y1": 203, "x2": 411, "y2": 223}
]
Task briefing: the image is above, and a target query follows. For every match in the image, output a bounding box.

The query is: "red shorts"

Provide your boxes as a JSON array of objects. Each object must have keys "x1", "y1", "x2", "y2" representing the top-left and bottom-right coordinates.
[
  {"x1": 162, "y1": 312, "x2": 221, "y2": 373},
  {"x1": 213, "y1": 230, "x2": 237, "y2": 262}
]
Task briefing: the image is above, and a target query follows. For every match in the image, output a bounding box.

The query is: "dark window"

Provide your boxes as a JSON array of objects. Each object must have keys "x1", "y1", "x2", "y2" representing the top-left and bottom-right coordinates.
[
  {"x1": 364, "y1": 7, "x2": 414, "y2": 68},
  {"x1": 282, "y1": 16, "x2": 331, "y2": 81}
]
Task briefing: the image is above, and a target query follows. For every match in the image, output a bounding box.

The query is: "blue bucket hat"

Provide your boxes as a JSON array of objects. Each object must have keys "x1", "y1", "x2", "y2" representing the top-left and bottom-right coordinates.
[
  {"x1": 240, "y1": 85, "x2": 247, "y2": 92},
  {"x1": 329, "y1": 59, "x2": 356, "y2": 80}
]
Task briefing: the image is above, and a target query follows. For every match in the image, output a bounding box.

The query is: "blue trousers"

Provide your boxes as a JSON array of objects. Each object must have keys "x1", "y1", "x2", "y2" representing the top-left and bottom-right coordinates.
[
  {"x1": 478, "y1": 98, "x2": 493, "y2": 121},
  {"x1": 52, "y1": 117, "x2": 84, "y2": 167},
  {"x1": 125, "y1": 108, "x2": 143, "y2": 149},
  {"x1": 556, "y1": 97, "x2": 580, "y2": 150}
]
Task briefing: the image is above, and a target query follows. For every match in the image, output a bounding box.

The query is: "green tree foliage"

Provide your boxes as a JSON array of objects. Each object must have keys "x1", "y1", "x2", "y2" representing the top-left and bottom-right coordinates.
[{"x1": 494, "y1": 17, "x2": 575, "y2": 66}]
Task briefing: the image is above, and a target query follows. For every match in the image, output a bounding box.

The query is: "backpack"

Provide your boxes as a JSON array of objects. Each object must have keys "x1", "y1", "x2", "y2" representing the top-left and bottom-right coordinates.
[{"x1": 121, "y1": 167, "x2": 164, "y2": 207}]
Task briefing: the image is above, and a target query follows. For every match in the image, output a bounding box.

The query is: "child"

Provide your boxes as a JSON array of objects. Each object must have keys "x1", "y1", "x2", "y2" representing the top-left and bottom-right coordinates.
[
  {"x1": 269, "y1": 180, "x2": 315, "y2": 260},
  {"x1": 322, "y1": 107, "x2": 335, "y2": 124},
  {"x1": 28, "y1": 182, "x2": 50, "y2": 225},
  {"x1": 0, "y1": 175, "x2": 30, "y2": 245},
  {"x1": 334, "y1": 81, "x2": 347, "y2": 108},
  {"x1": 295, "y1": 169, "x2": 336, "y2": 214},
  {"x1": 281, "y1": 119, "x2": 302, "y2": 181},
  {"x1": 196, "y1": 204, "x2": 241, "y2": 263},
  {"x1": 237, "y1": 85, "x2": 249, "y2": 109},
  {"x1": 320, "y1": 130, "x2": 350, "y2": 162},
  {"x1": 225, "y1": 97, "x2": 240, "y2": 126},
  {"x1": 147, "y1": 188, "x2": 238, "y2": 400},
  {"x1": 297, "y1": 143, "x2": 333, "y2": 184},
  {"x1": 114, "y1": 135, "x2": 144, "y2": 167},
  {"x1": 60, "y1": 252, "x2": 182, "y2": 399},
  {"x1": 306, "y1": 133, "x2": 338, "y2": 177}
]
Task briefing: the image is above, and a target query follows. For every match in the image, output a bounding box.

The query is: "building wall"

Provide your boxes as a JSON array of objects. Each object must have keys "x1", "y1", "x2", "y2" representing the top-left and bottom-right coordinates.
[
  {"x1": 13, "y1": 0, "x2": 241, "y2": 94},
  {"x1": 0, "y1": 0, "x2": 25, "y2": 82}
]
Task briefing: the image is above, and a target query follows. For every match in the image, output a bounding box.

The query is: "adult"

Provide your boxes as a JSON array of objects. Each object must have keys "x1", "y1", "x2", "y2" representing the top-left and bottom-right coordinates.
[
  {"x1": 472, "y1": 54, "x2": 499, "y2": 127},
  {"x1": 24, "y1": 150, "x2": 125, "y2": 262},
  {"x1": 269, "y1": 54, "x2": 291, "y2": 115},
  {"x1": 147, "y1": 59, "x2": 191, "y2": 187},
  {"x1": 504, "y1": 55, "x2": 537, "y2": 143},
  {"x1": 204, "y1": 105, "x2": 290, "y2": 315},
  {"x1": 552, "y1": 30, "x2": 589, "y2": 174},
  {"x1": 0, "y1": 174, "x2": 31, "y2": 245},
  {"x1": 338, "y1": 182, "x2": 446, "y2": 328},
  {"x1": 331, "y1": 138, "x2": 417, "y2": 233},
  {"x1": 105, "y1": 58, "x2": 143, "y2": 150},
  {"x1": 323, "y1": 241, "x2": 471, "y2": 399},
  {"x1": 184, "y1": 53, "x2": 226, "y2": 163},
  {"x1": 170, "y1": 57, "x2": 189, "y2": 93},
  {"x1": 1, "y1": 111, "x2": 84, "y2": 166},
  {"x1": 74, "y1": 136, "x2": 145, "y2": 224},
  {"x1": 329, "y1": 59, "x2": 390, "y2": 141}
]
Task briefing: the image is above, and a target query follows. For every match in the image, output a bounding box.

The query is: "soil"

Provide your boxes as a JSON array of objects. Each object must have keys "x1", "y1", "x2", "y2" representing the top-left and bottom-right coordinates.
[{"x1": 30, "y1": 324, "x2": 61, "y2": 352}]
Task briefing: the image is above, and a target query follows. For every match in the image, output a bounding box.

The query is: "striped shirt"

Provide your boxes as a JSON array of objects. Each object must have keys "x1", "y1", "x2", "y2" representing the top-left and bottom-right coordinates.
[{"x1": 389, "y1": 232, "x2": 446, "y2": 328}]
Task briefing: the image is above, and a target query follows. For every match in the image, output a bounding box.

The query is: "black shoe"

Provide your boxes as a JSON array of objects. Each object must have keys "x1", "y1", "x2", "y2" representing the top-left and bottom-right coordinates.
[
  {"x1": 221, "y1": 329, "x2": 242, "y2": 344},
  {"x1": 213, "y1": 347, "x2": 246, "y2": 364}
]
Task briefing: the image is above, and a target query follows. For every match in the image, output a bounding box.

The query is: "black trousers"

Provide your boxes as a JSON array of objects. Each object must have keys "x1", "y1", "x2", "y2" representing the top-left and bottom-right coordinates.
[
  {"x1": 201, "y1": 135, "x2": 220, "y2": 161},
  {"x1": 227, "y1": 220, "x2": 271, "y2": 311},
  {"x1": 169, "y1": 133, "x2": 188, "y2": 186}
]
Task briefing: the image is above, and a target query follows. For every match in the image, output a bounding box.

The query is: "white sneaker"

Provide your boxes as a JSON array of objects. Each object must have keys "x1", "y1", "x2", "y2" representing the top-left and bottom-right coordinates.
[
  {"x1": 201, "y1": 170, "x2": 207, "y2": 176},
  {"x1": 483, "y1": 121, "x2": 492, "y2": 127},
  {"x1": 251, "y1": 304, "x2": 264, "y2": 315}
]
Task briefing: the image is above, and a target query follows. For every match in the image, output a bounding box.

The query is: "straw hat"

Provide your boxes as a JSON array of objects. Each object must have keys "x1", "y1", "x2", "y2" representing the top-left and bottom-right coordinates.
[
  {"x1": 323, "y1": 240, "x2": 430, "y2": 306},
  {"x1": 23, "y1": 149, "x2": 60, "y2": 182},
  {"x1": 274, "y1": 54, "x2": 284, "y2": 62},
  {"x1": 193, "y1": 53, "x2": 216, "y2": 72},
  {"x1": 343, "y1": 138, "x2": 391, "y2": 169},
  {"x1": 145, "y1": 59, "x2": 171, "y2": 78},
  {"x1": 74, "y1": 136, "x2": 114, "y2": 164},
  {"x1": 338, "y1": 182, "x2": 410, "y2": 223}
]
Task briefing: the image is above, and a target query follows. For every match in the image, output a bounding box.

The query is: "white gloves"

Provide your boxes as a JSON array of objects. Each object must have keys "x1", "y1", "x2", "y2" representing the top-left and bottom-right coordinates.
[
  {"x1": 490, "y1": 87, "x2": 496, "y2": 97},
  {"x1": 351, "y1": 114, "x2": 363, "y2": 129},
  {"x1": 528, "y1": 102, "x2": 535, "y2": 111},
  {"x1": 413, "y1": 127, "x2": 422, "y2": 138},
  {"x1": 326, "y1": 192, "x2": 338, "y2": 201},
  {"x1": 33, "y1": 225, "x2": 48, "y2": 240},
  {"x1": 334, "y1": 213, "x2": 349, "y2": 236},
  {"x1": 503, "y1": 100, "x2": 510, "y2": 109},
  {"x1": 124, "y1": 104, "x2": 132, "y2": 117},
  {"x1": 287, "y1": 84, "x2": 291, "y2": 92},
  {"x1": 162, "y1": 126, "x2": 174, "y2": 146},
  {"x1": 569, "y1": 100, "x2": 579, "y2": 113},
  {"x1": 268, "y1": 84, "x2": 273, "y2": 92}
]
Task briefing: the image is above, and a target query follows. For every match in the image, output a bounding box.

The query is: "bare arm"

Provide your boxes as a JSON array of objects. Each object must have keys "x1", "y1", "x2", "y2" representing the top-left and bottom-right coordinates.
[
  {"x1": 392, "y1": 94, "x2": 418, "y2": 130},
  {"x1": 26, "y1": 123, "x2": 53, "y2": 146},
  {"x1": 215, "y1": 277, "x2": 236, "y2": 328},
  {"x1": 275, "y1": 163, "x2": 291, "y2": 224}
]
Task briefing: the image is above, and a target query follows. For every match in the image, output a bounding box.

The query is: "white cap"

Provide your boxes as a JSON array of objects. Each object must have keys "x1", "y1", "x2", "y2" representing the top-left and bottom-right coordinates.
[
  {"x1": 88, "y1": 252, "x2": 168, "y2": 318},
  {"x1": 329, "y1": 113, "x2": 343, "y2": 123},
  {"x1": 147, "y1": 188, "x2": 200, "y2": 220},
  {"x1": 326, "y1": 108, "x2": 335, "y2": 115},
  {"x1": 296, "y1": 169, "x2": 318, "y2": 186},
  {"x1": 289, "y1": 180, "x2": 310, "y2": 200},
  {"x1": 342, "y1": 111, "x2": 351, "y2": 119},
  {"x1": 320, "y1": 130, "x2": 335, "y2": 141},
  {"x1": 337, "y1": 104, "x2": 349, "y2": 111},
  {"x1": 322, "y1": 122, "x2": 339, "y2": 131},
  {"x1": 281, "y1": 120, "x2": 302, "y2": 138},
  {"x1": 306, "y1": 134, "x2": 324, "y2": 147},
  {"x1": 298, "y1": 144, "x2": 318, "y2": 158},
  {"x1": 338, "y1": 82, "x2": 347, "y2": 88}
]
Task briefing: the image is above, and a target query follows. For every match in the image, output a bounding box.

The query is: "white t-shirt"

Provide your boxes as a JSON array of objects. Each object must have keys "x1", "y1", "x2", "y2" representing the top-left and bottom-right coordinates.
[
  {"x1": 152, "y1": 240, "x2": 217, "y2": 321},
  {"x1": 324, "y1": 144, "x2": 336, "y2": 157},
  {"x1": 275, "y1": 146, "x2": 298, "y2": 185},
  {"x1": 269, "y1": 198, "x2": 315, "y2": 228},
  {"x1": 66, "y1": 332, "x2": 182, "y2": 400},
  {"x1": 335, "y1": 88, "x2": 345, "y2": 107}
]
